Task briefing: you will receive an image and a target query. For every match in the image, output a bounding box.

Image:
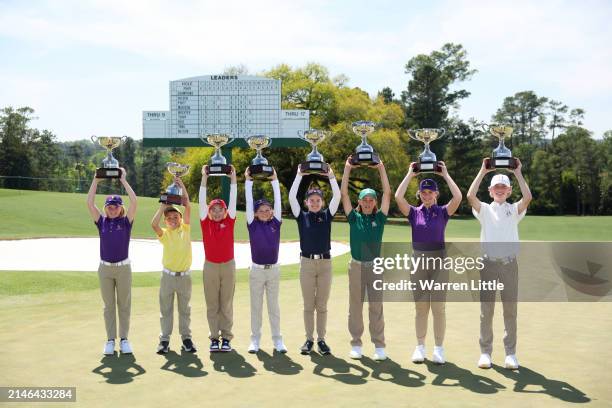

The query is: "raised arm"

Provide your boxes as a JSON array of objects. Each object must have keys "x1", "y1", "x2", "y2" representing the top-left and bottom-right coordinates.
[
  {"x1": 271, "y1": 170, "x2": 282, "y2": 221},
  {"x1": 176, "y1": 176, "x2": 191, "y2": 225},
  {"x1": 394, "y1": 164, "x2": 416, "y2": 217},
  {"x1": 119, "y1": 168, "x2": 137, "y2": 223},
  {"x1": 437, "y1": 162, "x2": 462, "y2": 216},
  {"x1": 340, "y1": 158, "x2": 354, "y2": 216},
  {"x1": 467, "y1": 159, "x2": 493, "y2": 213},
  {"x1": 245, "y1": 169, "x2": 254, "y2": 224},
  {"x1": 151, "y1": 203, "x2": 165, "y2": 237},
  {"x1": 512, "y1": 159, "x2": 532, "y2": 215},
  {"x1": 199, "y1": 165, "x2": 208, "y2": 220},
  {"x1": 328, "y1": 167, "x2": 341, "y2": 216},
  {"x1": 228, "y1": 165, "x2": 237, "y2": 219},
  {"x1": 288, "y1": 168, "x2": 302, "y2": 218},
  {"x1": 377, "y1": 161, "x2": 392, "y2": 216},
  {"x1": 86, "y1": 176, "x2": 102, "y2": 222}
]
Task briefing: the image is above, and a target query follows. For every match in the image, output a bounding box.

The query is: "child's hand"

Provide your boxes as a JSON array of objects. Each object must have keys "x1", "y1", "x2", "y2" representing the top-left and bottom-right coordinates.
[
  {"x1": 244, "y1": 167, "x2": 253, "y2": 180},
  {"x1": 271, "y1": 168, "x2": 278, "y2": 181},
  {"x1": 119, "y1": 167, "x2": 127, "y2": 182},
  {"x1": 202, "y1": 165, "x2": 209, "y2": 179}
]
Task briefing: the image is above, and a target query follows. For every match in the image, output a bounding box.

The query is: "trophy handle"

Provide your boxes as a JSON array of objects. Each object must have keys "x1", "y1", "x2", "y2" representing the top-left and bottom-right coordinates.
[
  {"x1": 438, "y1": 128, "x2": 446, "y2": 138},
  {"x1": 407, "y1": 129, "x2": 419, "y2": 141},
  {"x1": 120, "y1": 135, "x2": 128, "y2": 143},
  {"x1": 90, "y1": 135, "x2": 98, "y2": 144},
  {"x1": 481, "y1": 123, "x2": 491, "y2": 133}
]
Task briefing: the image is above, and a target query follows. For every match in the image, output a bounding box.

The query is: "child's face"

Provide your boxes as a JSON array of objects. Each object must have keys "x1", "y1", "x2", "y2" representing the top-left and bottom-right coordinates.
[
  {"x1": 489, "y1": 184, "x2": 512, "y2": 203},
  {"x1": 255, "y1": 204, "x2": 273, "y2": 221},
  {"x1": 209, "y1": 204, "x2": 226, "y2": 221},
  {"x1": 105, "y1": 204, "x2": 122, "y2": 219},
  {"x1": 419, "y1": 189, "x2": 438, "y2": 206},
  {"x1": 164, "y1": 211, "x2": 182, "y2": 229},
  {"x1": 304, "y1": 195, "x2": 324, "y2": 212},
  {"x1": 358, "y1": 196, "x2": 377, "y2": 214}
]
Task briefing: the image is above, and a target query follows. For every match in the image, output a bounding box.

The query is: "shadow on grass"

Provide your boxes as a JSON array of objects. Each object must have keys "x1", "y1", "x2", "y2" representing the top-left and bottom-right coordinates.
[
  {"x1": 310, "y1": 352, "x2": 369, "y2": 385},
  {"x1": 491, "y1": 364, "x2": 590, "y2": 403},
  {"x1": 424, "y1": 360, "x2": 505, "y2": 394},
  {"x1": 161, "y1": 350, "x2": 208, "y2": 378},
  {"x1": 360, "y1": 357, "x2": 426, "y2": 387},
  {"x1": 256, "y1": 349, "x2": 303, "y2": 375},
  {"x1": 91, "y1": 353, "x2": 146, "y2": 384},
  {"x1": 209, "y1": 350, "x2": 257, "y2": 378}
]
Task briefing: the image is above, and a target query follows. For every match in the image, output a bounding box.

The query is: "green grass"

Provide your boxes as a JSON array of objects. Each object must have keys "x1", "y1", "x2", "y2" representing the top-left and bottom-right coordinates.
[{"x1": 1, "y1": 188, "x2": 611, "y2": 241}]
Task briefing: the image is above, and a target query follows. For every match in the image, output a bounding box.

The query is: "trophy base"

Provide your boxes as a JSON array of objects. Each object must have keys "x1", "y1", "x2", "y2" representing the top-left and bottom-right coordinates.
[
  {"x1": 159, "y1": 193, "x2": 182, "y2": 205},
  {"x1": 412, "y1": 161, "x2": 442, "y2": 173},
  {"x1": 349, "y1": 152, "x2": 380, "y2": 166},
  {"x1": 207, "y1": 164, "x2": 233, "y2": 176},
  {"x1": 96, "y1": 167, "x2": 122, "y2": 179},
  {"x1": 486, "y1": 157, "x2": 518, "y2": 170},
  {"x1": 300, "y1": 161, "x2": 329, "y2": 175},
  {"x1": 248, "y1": 164, "x2": 274, "y2": 180}
]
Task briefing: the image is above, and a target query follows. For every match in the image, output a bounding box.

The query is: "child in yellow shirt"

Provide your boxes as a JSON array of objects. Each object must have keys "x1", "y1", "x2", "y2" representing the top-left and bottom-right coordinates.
[{"x1": 151, "y1": 177, "x2": 195, "y2": 354}]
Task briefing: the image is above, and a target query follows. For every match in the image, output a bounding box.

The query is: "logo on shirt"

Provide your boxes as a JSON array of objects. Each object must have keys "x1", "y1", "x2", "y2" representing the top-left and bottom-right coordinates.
[
  {"x1": 372, "y1": 222, "x2": 377, "y2": 228},
  {"x1": 220, "y1": 223, "x2": 226, "y2": 229}
]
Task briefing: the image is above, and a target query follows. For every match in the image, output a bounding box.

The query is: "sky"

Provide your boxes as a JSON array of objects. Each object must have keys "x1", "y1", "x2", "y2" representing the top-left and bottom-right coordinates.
[{"x1": 0, "y1": 0, "x2": 611, "y2": 141}]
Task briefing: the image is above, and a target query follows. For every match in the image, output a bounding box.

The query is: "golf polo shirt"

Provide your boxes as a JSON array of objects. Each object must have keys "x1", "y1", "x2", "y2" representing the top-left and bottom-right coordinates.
[
  {"x1": 473, "y1": 201, "x2": 525, "y2": 258},
  {"x1": 297, "y1": 208, "x2": 333, "y2": 256},
  {"x1": 201, "y1": 216, "x2": 236, "y2": 263},
  {"x1": 159, "y1": 222, "x2": 192, "y2": 272},
  {"x1": 408, "y1": 204, "x2": 449, "y2": 251},
  {"x1": 95, "y1": 216, "x2": 132, "y2": 263},
  {"x1": 348, "y1": 209, "x2": 387, "y2": 262},
  {"x1": 247, "y1": 217, "x2": 282, "y2": 265}
]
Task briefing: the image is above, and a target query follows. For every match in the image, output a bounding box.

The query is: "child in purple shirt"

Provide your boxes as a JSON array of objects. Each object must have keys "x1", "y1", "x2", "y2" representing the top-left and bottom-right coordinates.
[
  {"x1": 86, "y1": 168, "x2": 137, "y2": 356},
  {"x1": 395, "y1": 161, "x2": 462, "y2": 365},
  {"x1": 244, "y1": 168, "x2": 287, "y2": 354}
]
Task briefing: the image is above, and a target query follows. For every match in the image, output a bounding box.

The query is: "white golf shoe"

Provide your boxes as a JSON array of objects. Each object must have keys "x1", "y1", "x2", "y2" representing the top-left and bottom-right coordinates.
[
  {"x1": 505, "y1": 354, "x2": 519, "y2": 370},
  {"x1": 247, "y1": 340, "x2": 260, "y2": 354},
  {"x1": 274, "y1": 340, "x2": 288, "y2": 353},
  {"x1": 103, "y1": 340, "x2": 115, "y2": 355},
  {"x1": 432, "y1": 346, "x2": 445, "y2": 364},
  {"x1": 119, "y1": 339, "x2": 133, "y2": 354},
  {"x1": 412, "y1": 345, "x2": 426, "y2": 363},
  {"x1": 478, "y1": 353, "x2": 492, "y2": 369},
  {"x1": 373, "y1": 348, "x2": 387, "y2": 361},
  {"x1": 349, "y1": 346, "x2": 363, "y2": 359}
]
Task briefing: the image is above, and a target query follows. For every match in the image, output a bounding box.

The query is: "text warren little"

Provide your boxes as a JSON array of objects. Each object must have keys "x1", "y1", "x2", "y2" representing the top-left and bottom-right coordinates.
[{"x1": 372, "y1": 280, "x2": 505, "y2": 291}]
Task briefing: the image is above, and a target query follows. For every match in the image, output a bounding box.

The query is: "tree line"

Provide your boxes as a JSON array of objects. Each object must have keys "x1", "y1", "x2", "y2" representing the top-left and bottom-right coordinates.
[{"x1": 1, "y1": 43, "x2": 610, "y2": 215}]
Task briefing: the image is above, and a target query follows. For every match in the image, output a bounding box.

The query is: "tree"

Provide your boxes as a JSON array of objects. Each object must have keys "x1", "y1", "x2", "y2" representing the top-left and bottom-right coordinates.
[
  {"x1": 0, "y1": 107, "x2": 36, "y2": 188},
  {"x1": 492, "y1": 91, "x2": 548, "y2": 145},
  {"x1": 378, "y1": 87, "x2": 395, "y2": 104},
  {"x1": 401, "y1": 43, "x2": 476, "y2": 129},
  {"x1": 547, "y1": 99, "x2": 568, "y2": 140}
]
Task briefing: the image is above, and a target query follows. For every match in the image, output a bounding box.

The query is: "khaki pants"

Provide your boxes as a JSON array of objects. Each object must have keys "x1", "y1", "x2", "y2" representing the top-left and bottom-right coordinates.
[
  {"x1": 411, "y1": 250, "x2": 448, "y2": 347},
  {"x1": 249, "y1": 264, "x2": 282, "y2": 343},
  {"x1": 97, "y1": 263, "x2": 132, "y2": 340},
  {"x1": 479, "y1": 259, "x2": 519, "y2": 355},
  {"x1": 159, "y1": 272, "x2": 192, "y2": 342},
  {"x1": 348, "y1": 259, "x2": 385, "y2": 348},
  {"x1": 299, "y1": 257, "x2": 332, "y2": 341},
  {"x1": 203, "y1": 259, "x2": 236, "y2": 340}
]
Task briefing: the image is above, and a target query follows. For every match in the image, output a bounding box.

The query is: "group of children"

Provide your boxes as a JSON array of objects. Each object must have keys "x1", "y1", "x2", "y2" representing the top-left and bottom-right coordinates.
[{"x1": 87, "y1": 155, "x2": 531, "y2": 370}]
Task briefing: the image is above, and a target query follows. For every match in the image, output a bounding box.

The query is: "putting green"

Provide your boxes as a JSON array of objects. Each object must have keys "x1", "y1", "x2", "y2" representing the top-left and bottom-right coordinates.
[{"x1": 1, "y1": 272, "x2": 610, "y2": 407}]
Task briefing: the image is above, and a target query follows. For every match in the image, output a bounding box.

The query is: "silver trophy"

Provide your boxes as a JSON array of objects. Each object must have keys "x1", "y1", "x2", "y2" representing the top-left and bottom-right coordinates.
[
  {"x1": 159, "y1": 162, "x2": 190, "y2": 205},
  {"x1": 297, "y1": 129, "x2": 331, "y2": 175},
  {"x1": 199, "y1": 133, "x2": 235, "y2": 176},
  {"x1": 246, "y1": 135, "x2": 274, "y2": 180},
  {"x1": 91, "y1": 135, "x2": 127, "y2": 178},
  {"x1": 482, "y1": 124, "x2": 518, "y2": 169},
  {"x1": 408, "y1": 128, "x2": 445, "y2": 173},
  {"x1": 350, "y1": 120, "x2": 380, "y2": 166}
]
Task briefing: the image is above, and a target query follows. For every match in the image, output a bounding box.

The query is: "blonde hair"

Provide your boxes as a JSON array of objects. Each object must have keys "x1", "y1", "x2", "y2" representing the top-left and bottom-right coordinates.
[{"x1": 104, "y1": 205, "x2": 126, "y2": 218}]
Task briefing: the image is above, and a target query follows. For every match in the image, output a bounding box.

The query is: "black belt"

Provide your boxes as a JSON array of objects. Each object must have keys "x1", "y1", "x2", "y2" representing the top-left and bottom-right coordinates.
[{"x1": 301, "y1": 252, "x2": 331, "y2": 259}]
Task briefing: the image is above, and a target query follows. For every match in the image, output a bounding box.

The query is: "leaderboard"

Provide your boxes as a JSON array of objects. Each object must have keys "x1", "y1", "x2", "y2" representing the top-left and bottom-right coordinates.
[{"x1": 171, "y1": 75, "x2": 281, "y2": 138}]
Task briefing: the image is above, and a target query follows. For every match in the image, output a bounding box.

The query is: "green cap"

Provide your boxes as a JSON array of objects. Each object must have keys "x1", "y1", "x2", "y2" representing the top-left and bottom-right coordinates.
[{"x1": 358, "y1": 188, "x2": 377, "y2": 200}]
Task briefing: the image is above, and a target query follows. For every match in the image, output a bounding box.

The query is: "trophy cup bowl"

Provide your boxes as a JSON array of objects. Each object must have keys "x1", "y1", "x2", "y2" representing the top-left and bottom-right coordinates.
[
  {"x1": 199, "y1": 133, "x2": 235, "y2": 176},
  {"x1": 160, "y1": 162, "x2": 190, "y2": 205},
  {"x1": 246, "y1": 135, "x2": 274, "y2": 180},
  {"x1": 482, "y1": 124, "x2": 517, "y2": 170},
  {"x1": 349, "y1": 120, "x2": 380, "y2": 166},
  {"x1": 297, "y1": 129, "x2": 331, "y2": 175},
  {"x1": 91, "y1": 135, "x2": 127, "y2": 178},
  {"x1": 408, "y1": 128, "x2": 445, "y2": 173}
]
